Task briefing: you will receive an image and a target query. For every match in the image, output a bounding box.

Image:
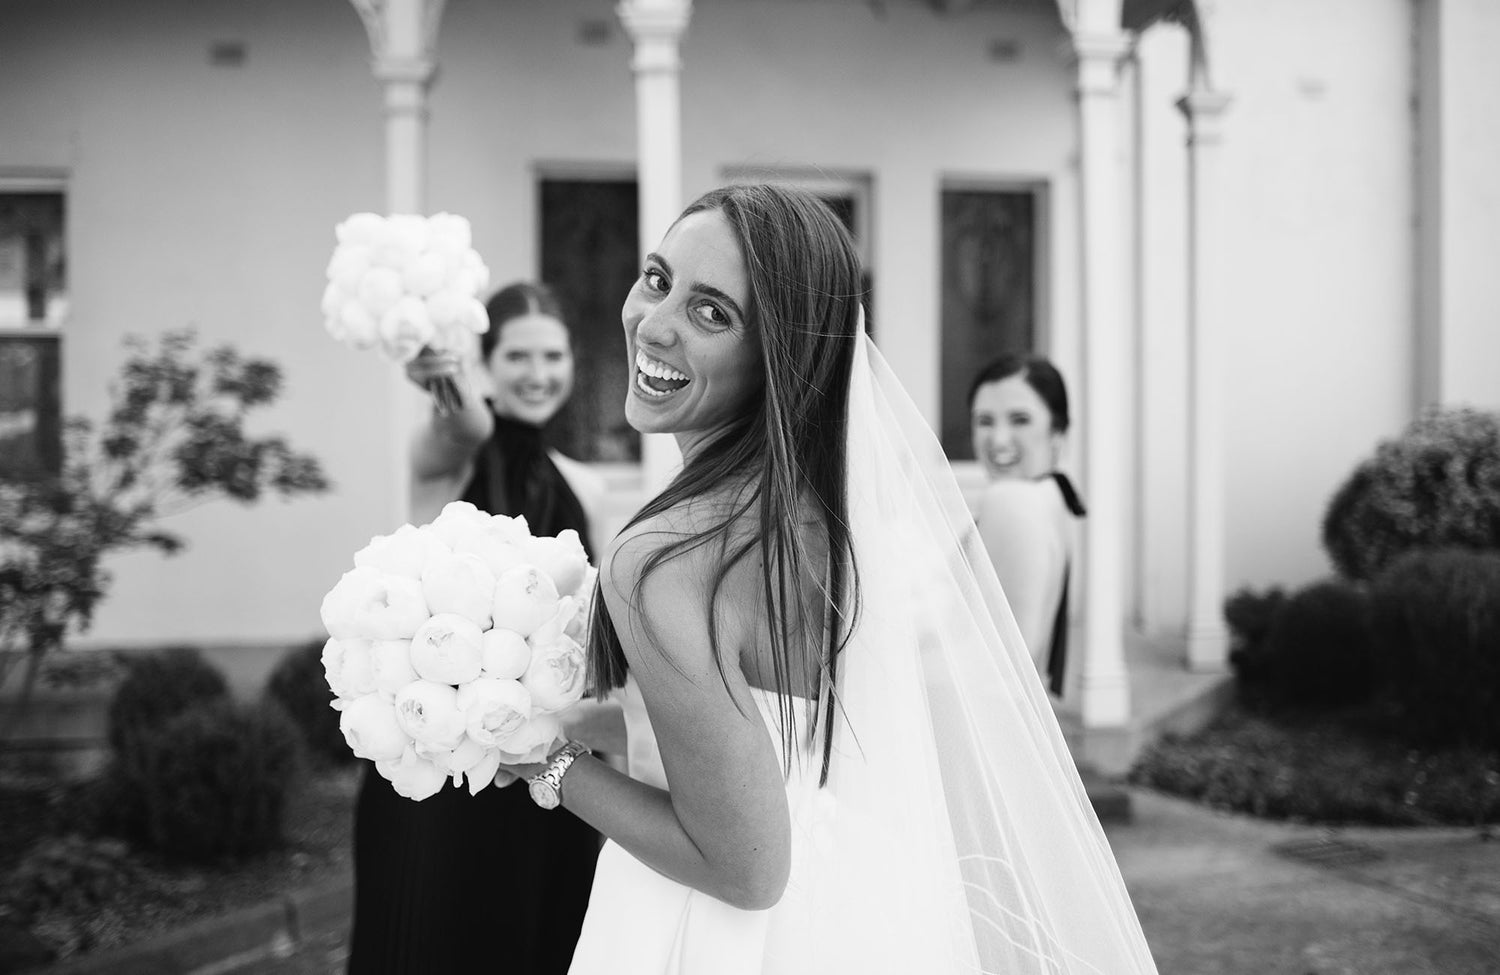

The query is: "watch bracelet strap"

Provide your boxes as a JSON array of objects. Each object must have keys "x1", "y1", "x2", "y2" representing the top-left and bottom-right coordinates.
[{"x1": 534, "y1": 740, "x2": 589, "y2": 796}]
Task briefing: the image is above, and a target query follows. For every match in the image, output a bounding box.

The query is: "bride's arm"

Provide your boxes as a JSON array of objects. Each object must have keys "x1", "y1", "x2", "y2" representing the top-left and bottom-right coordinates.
[{"x1": 513, "y1": 528, "x2": 793, "y2": 910}]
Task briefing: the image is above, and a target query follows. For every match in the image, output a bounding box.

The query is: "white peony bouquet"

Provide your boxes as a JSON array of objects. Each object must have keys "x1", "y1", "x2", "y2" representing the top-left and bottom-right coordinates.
[
  {"x1": 319, "y1": 500, "x2": 597, "y2": 801},
  {"x1": 321, "y1": 212, "x2": 492, "y2": 415}
]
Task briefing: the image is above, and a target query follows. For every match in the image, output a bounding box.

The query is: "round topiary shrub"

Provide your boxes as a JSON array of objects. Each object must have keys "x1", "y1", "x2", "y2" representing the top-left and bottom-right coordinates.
[
  {"x1": 1237, "y1": 579, "x2": 1377, "y2": 708},
  {"x1": 1322, "y1": 407, "x2": 1500, "y2": 582},
  {"x1": 1370, "y1": 548, "x2": 1500, "y2": 748},
  {"x1": 106, "y1": 646, "x2": 228, "y2": 752},
  {"x1": 115, "y1": 699, "x2": 303, "y2": 863},
  {"x1": 265, "y1": 638, "x2": 352, "y2": 767}
]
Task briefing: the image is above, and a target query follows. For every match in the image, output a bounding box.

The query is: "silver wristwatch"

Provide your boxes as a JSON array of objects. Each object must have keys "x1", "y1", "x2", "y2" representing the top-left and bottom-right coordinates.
[{"x1": 528, "y1": 741, "x2": 589, "y2": 810}]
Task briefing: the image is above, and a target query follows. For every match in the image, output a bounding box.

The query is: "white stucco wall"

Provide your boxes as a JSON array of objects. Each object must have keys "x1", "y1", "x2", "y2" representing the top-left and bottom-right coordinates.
[
  {"x1": 1133, "y1": 0, "x2": 1418, "y2": 611},
  {"x1": 0, "y1": 0, "x2": 1080, "y2": 650},
  {"x1": 1, "y1": 0, "x2": 1479, "y2": 654}
]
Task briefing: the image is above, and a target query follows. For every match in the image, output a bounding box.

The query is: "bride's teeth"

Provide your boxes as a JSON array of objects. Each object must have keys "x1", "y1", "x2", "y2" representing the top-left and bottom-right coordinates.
[{"x1": 635, "y1": 350, "x2": 689, "y2": 383}]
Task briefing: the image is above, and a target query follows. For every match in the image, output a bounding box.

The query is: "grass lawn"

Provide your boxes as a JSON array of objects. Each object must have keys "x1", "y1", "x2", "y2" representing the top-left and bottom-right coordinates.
[
  {"x1": 0, "y1": 761, "x2": 359, "y2": 971},
  {"x1": 1130, "y1": 698, "x2": 1500, "y2": 827}
]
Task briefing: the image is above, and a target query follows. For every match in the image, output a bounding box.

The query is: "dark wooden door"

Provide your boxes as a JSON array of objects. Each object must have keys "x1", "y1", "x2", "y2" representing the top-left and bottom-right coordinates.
[
  {"x1": 939, "y1": 188, "x2": 1036, "y2": 458},
  {"x1": 539, "y1": 178, "x2": 640, "y2": 462}
]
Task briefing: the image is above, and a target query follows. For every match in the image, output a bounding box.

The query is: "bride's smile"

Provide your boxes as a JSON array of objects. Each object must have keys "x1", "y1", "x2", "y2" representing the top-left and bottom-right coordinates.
[{"x1": 621, "y1": 209, "x2": 764, "y2": 457}]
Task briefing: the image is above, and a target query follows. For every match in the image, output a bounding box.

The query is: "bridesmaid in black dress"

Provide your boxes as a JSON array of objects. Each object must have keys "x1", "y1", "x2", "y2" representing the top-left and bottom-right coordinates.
[{"x1": 347, "y1": 282, "x2": 606, "y2": 974}]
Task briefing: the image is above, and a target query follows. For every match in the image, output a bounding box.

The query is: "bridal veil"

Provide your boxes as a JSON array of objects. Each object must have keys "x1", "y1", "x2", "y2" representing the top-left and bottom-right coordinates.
[{"x1": 800, "y1": 323, "x2": 1158, "y2": 974}]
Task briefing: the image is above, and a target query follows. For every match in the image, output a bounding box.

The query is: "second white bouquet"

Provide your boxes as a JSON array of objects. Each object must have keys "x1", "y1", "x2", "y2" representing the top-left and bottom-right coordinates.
[{"x1": 320, "y1": 501, "x2": 596, "y2": 801}]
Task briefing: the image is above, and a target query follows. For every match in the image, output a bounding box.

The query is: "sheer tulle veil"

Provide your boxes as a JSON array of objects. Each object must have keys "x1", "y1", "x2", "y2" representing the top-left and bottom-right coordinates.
[{"x1": 804, "y1": 319, "x2": 1158, "y2": 974}]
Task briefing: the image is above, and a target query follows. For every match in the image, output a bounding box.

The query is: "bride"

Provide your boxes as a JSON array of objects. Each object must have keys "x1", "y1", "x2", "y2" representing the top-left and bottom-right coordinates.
[{"x1": 503, "y1": 184, "x2": 1159, "y2": 974}]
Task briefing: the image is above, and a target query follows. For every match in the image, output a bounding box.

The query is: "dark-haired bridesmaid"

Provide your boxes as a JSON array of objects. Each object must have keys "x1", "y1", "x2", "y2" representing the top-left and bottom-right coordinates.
[
  {"x1": 347, "y1": 281, "x2": 614, "y2": 975},
  {"x1": 968, "y1": 355, "x2": 1087, "y2": 698}
]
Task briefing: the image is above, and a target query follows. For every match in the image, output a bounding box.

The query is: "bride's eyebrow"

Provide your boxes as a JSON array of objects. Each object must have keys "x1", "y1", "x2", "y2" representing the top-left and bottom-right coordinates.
[
  {"x1": 647, "y1": 252, "x2": 746, "y2": 322},
  {"x1": 691, "y1": 282, "x2": 745, "y2": 323}
]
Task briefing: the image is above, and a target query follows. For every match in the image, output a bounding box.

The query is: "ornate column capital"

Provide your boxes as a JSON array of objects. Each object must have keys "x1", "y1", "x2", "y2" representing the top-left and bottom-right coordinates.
[
  {"x1": 1069, "y1": 31, "x2": 1132, "y2": 96},
  {"x1": 350, "y1": 0, "x2": 447, "y2": 63},
  {"x1": 617, "y1": 0, "x2": 693, "y2": 73},
  {"x1": 1176, "y1": 89, "x2": 1233, "y2": 147}
]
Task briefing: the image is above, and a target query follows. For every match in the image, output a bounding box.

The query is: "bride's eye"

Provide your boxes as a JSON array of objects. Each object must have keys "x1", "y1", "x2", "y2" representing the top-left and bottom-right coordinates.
[
  {"x1": 695, "y1": 302, "x2": 728, "y2": 327},
  {"x1": 642, "y1": 268, "x2": 668, "y2": 293}
]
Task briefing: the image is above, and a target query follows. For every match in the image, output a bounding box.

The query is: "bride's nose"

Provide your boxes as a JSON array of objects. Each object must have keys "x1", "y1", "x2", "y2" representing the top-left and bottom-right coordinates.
[{"x1": 635, "y1": 302, "x2": 679, "y2": 351}]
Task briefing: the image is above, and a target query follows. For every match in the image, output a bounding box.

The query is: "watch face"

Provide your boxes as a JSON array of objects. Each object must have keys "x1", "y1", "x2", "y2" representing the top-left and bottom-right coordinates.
[{"x1": 529, "y1": 778, "x2": 560, "y2": 810}]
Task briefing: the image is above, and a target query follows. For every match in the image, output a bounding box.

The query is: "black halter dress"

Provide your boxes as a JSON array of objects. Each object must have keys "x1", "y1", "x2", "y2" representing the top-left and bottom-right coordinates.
[{"x1": 347, "y1": 414, "x2": 601, "y2": 974}]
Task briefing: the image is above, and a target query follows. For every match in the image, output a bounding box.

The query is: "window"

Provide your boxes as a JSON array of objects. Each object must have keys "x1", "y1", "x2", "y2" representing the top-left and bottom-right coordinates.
[
  {"x1": 938, "y1": 184, "x2": 1043, "y2": 459},
  {"x1": 0, "y1": 184, "x2": 66, "y2": 480}
]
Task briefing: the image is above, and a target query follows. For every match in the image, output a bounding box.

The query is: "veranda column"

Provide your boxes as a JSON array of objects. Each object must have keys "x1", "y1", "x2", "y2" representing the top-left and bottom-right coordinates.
[
  {"x1": 351, "y1": 0, "x2": 447, "y2": 522},
  {"x1": 1178, "y1": 87, "x2": 1233, "y2": 672},
  {"x1": 618, "y1": 0, "x2": 692, "y2": 492},
  {"x1": 1072, "y1": 32, "x2": 1133, "y2": 730}
]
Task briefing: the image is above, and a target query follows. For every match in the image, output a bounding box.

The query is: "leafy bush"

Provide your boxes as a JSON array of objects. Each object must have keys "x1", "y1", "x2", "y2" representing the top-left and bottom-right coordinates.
[
  {"x1": 113, "y1": 699, "x2": 302, "y2": 863},
  {"x1": 0, "y1": 329, "x2": 329, "y2": 734},
  {"x1": 1129, "y1": 704, "x2": 1500, "y2": 826},
  {"x1": 1230, "y1": 579, "x2": 1377, "y2": 708},
  {"x1": 0, "y1": 835, "x2": 144, "y2": 924},
  {"x1": 1370, "y1": 548, "x2": 1500, "y2": 748},
  {"x1": 1322, "y1": 407, "x2": 1500, "y2": 581},
  {"x1": 106, "y1": 646, "x2": 228, "y2": 753},
  {"x1": 265, "y1": 638, "x2": 352, "y2": 767}
]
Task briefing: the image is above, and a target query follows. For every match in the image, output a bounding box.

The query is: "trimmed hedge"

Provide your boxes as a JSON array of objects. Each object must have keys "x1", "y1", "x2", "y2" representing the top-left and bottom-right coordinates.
[
  {"x1": 1227, "y1": 580, "x2": 1376, "y2": 709},
  {"x1": 1371, "y1": 548, "x2": 1500, "y2": 749},
  {"x1": 1322, "y1": 407, "x2": 1500, "y2": 582},
  {"x1": 106, "y1": 646, "x2": 228, "y2": 752}
]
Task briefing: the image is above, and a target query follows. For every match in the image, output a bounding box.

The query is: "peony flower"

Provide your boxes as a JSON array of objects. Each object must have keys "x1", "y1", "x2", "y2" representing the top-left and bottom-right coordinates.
[
  {"x1": 327, "y1": 244, "x2": 373, "y2": 295},
  {"x1": 466, "y1": 748, "x2": 505, "y2": 795},
  {"x1": 401, "y1": 251, "x2": 448, "y2": 297},
  {"x1": 462, "y1": 249, "x2": 491, "y2": 294},
  {"x1": 491, "y1": 565, "x2": 560, "y2": 638},
  {"x1": 378, "y1": 295, "x2": 436, "y2": 364},
  {"x1": 415, "y1": 734, "x2": 488, "y2": 779},
  {"x1": 452, "y1": 529, "x2": 525, "y2": 579},
  {"x1": 480, "y1": 627, "x2": 531, "y2": 680},
  {"x1": 371, "y1": 214, "x2": 428, "y2": 269},
  {"x1": 337, "y1": 300, "x2": 380, "y2": 350},
  {"x1": 338, "y1": 693, "x2": 410, "y2": 762},
  {"x1": 320, "y1": 281, "x2": 346, "y2": 321},
  {"x1": 423, "y1": 287, "x2": 469, "y2": 330},
  {"x1": 523, "y1": 529, "x2": 590, "y2": 597},
  {"x1": 335, "y1": 212, "x2": 386, "y2": 248},
  {"x1": 522, "y1": 631, "x2": 588, "y2": 713},
  {"x1": 376, "y1": 744, "x2": 449, "y2": 801},
  {"x1": 320, "y1": 566, "x2": 430, "y2": 641},
  {"x1": 429, "y1": 501, "x2": 492, "y2": 550},
  {"x1": 458, "y1": 297, "x2": 489, "y2": 334},
  {"x1": 458, "y1": 677, "x2": 532, "y2": 747},
  {"x1": 369, "y1": 638, "x2": 419, "y2": 698},
  {"x1": 420, "y1": 551, "x2": 496, "y2": 629},
  {"x1": 427, "y1": 212, "x2": 473, "y2": 251},
  {"x1": 495, "y1": 710, "x2": 562, "y2": 765},
  {"x1": 566, "y1": 567, "x2": 599, "y2": 644},
  {"x1": 321, "y1": 636, "x2": 377, "y2": 699},
  {"x1": 393, "y1": 679, "x2": 468, "y2": 750},
  {"x1": 354, "y1": 523, "x2": 448, "y2": 580},
  {"x1": 409, "y1": 613, "x2": 485, "y2": 686},
  {"x1": 357, "y1": 266, "x2": 404, "y2": 318}
]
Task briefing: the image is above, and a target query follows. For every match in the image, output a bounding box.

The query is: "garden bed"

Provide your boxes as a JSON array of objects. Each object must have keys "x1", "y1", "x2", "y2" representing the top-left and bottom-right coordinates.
[
  {"x1": 0, "y1": 762, "x2": 359, "y2": 972},
  {"x1": 1129, "y1": 699, "x2": 1500, "y2": 827}
]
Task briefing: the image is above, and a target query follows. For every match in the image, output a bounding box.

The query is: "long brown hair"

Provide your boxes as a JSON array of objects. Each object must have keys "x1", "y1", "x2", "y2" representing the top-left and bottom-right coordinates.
[{"x1": 585, "y1": 184, "x2": 864, "y2": 782}]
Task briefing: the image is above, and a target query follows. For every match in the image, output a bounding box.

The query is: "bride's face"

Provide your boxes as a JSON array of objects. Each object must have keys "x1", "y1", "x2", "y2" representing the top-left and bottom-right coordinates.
[{"x1": 622, "y1": 209, "x2": 764, "y2": 447}]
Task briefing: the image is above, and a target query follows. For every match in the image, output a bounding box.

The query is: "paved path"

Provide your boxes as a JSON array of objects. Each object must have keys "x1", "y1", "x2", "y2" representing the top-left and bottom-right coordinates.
[{"x1": 69, "y1": 788, "x2": 1500, "y2": 975}]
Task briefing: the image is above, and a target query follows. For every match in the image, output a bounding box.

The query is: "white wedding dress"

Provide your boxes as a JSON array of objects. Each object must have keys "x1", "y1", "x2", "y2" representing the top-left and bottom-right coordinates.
[
  {"x1": 567, "y1": 675, "x2": 826, "y2": 975},
  {"x1": 568, "y1": 328, "x2": 1158, "y2": 975}
]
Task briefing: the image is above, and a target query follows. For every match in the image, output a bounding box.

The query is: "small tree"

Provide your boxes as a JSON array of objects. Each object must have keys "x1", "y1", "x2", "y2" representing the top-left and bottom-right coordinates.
[{"x1": 0, "y1": 329, "x2": 330, "y2": 733}]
